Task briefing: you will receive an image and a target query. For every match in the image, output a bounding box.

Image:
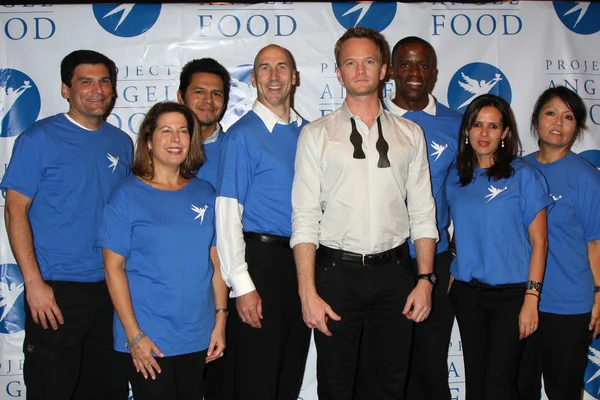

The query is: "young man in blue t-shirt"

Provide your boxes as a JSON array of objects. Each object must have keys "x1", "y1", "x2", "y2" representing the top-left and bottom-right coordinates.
[
  {"x1": 2, "y1": 50, "x2": 132, "y2": 400},
  {"x1": 177, "y1": 57, "x2": 230, "y2": 190},
  {"x1": 383, "y1": 36, "x2": 462, "y2": 400},
  {"x1": 216, "y1": 44, "x2": 310, "y2": 400},
  {"x1": 177, "y1": 57, "x2": 232, "y2": 400}
]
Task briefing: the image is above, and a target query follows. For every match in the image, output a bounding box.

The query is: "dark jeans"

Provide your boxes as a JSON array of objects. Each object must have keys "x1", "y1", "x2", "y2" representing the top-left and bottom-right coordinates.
[
  {"x1": 449, "y1": 280, "x2": 525, "y2": 400},
  {"x1": 231, "y1": 238, "x2": 311, "y2": 400},
  {"x1": 518, "y1": 311, "x2": 591, "y2": 400},
  {"x1": 23, "y1": 280, "x2": 127, "y2": 400},
  {"x1": 407, "y1": 250, "x2": 455, "y2": 400},
  {"x1": 314, "y1": 243, "x2": 414, "y2": 400},
  {"x1": 122, "y1": 350, "x2": 207, "y2": 400}
]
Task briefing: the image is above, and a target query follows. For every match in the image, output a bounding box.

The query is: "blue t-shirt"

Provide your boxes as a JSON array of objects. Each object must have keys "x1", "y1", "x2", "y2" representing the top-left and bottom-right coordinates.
[
  {"x1": 393, "y1": 103, "x2": 461, "y2": 256},
  {"x1": 217, "y1": 110, "x2": 305, "y2": 236},
  {"x1": 1, "y1": 114, "x2": 132, "y2": 282},
  {"x1": 196, "y1": 129, "x2": 225, "y2": 189},
  {"x1": 525, "y1": 152, "x2": 600, "y2": 314},
  {"x1": 95, "y1": 176, "x2": 216, "y2": 356},
  {"x1": 446, "y1": 158, "x2": 553, "y2": 285}
]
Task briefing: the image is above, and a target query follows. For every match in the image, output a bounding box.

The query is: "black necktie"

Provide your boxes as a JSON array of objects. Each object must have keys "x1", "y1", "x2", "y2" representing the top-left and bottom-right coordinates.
[
  {"x1": 350, "y1": 118, "x2": 366, "y2": 159},
  {"x1": 376, "y1": 117, "x2": 390, "y2": 168}
]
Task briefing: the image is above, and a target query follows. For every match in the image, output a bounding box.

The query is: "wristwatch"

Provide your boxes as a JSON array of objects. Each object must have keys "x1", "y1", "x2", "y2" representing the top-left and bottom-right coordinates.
[{"x1": 417, "y1": 273, "x2": 438, "y2": 285}]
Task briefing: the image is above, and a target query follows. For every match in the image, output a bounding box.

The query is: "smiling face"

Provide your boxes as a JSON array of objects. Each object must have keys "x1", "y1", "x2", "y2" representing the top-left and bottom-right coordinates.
[
  {"x1": 61, "y1": 63, "x2": 114, "y2": 128},
  {"x1": 251, "y1": 45, "x2": 296, "y2": 112},
  {"x1": 147, "y1": 112, "x2": 191, "y2": 171},
  {"x1": 391, "y1": 42, "x2": 437, "y2": 110},
  {"x1": 178, "y1": 72, "x2": 225, "y2": 128},
  {"x1": 468, "y1": 105, "x2": 508, "y2": 168},
  {"x1": 536, "y1": 96, "x2": 578, "y2": 150},
  {"x1": 336, "y1": 37, "x2": 387, "y2": 99}
]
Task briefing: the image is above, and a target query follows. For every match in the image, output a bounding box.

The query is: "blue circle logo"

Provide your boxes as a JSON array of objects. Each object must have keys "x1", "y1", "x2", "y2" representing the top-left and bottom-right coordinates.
[
  {"x1": 93, "y1": 4, "x2": 161, "y2": 38},
  {"x1": 0, "y1": 264, "x2": 25, "y2": 335},
  {"x1": 332, "y1": 3, "x2": 397, "y2": 32},
  {"x1": 447, "y1": 62, "x2": 512, "y2": 112},
  {"x1": 553, "y1": 2, "x2": 600, "y2": 35},
  {"x1": 222, "y1": 64, "x2": 256, "y2": 130},
  {"x1": 0, "y1": 69, "x2": 41, "y2": 138},
  {"x1": 584, "y1": 338, "x2": 600, "y2": 398},
  {"x1": 580, "y1": 149, "x2": 600, "y2": 170}
]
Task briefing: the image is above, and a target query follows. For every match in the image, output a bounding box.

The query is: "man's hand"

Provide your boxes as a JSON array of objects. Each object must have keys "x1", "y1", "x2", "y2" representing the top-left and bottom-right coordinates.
[
  {"x1": 590, "y1": 294, "x2": 600, "y2": 338},
  {"x1": 300, "y1": 292, "x2": 341, "y2": 336},
  {"x1": 403, "y1": 281, "x2": 432, "y2": 323},
  {"x1": 26, "y1": 281, "x2": 64, "y2": 330},
  {"x1": 236, "y1": 290, "x2": 263, "y2": 329}
]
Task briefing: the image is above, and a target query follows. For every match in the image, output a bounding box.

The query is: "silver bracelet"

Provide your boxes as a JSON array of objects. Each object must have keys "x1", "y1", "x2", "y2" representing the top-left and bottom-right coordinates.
[
  {"x1": 125, "y1": 331, "x2": 146, "y2": 349},
  {"x1": 215, "y1": 308, "x2": 229, "y2": 316}
]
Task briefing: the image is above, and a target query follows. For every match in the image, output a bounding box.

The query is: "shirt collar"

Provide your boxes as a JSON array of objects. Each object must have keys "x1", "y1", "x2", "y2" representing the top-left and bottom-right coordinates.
[
  {"x1": 340, "y1": 101, "x2": 387, "y2": 125},
  {"x1": 64, "y1": 113, "x2": 94, "y2": 131},
  {"x1": 252, "y1": 101, "x2": 303, "y2": 133},
  {"x1": 384, "y1": 93, "x2": 437, "y2": 116},
  {"x1": 203, "y1": 124, "x2": 221, "y2": 144}
]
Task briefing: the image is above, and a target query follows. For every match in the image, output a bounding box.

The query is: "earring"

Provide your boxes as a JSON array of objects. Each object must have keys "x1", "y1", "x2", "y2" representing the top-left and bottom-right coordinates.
[
  {"x1": 501, "y1": 139, "x2": 505, "y2": 148},
  {"x1": 465, "y1": 135, "x2": 469, "y2": 145},
  {"x1": 149, "y1": 148, "x2": 153, "y2": 164}
]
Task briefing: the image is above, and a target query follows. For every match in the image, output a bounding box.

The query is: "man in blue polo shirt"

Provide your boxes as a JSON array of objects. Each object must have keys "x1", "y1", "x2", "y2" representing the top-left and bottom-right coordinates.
[
  {"x1": 383, "y1": 36, "x2": 462, "y2": 400},
  {"x1": 2, "y1": 50, "x2": 131, "y2": 399},
  {"x1": 178, "y1": 57, "x2": 232, "y2": 400},
  {"x1": 177, "y1": 57, "x2": 230, "y2": 189},
  {"x1": 216, "y1": 44, "x2": 310, "y2": 400}
]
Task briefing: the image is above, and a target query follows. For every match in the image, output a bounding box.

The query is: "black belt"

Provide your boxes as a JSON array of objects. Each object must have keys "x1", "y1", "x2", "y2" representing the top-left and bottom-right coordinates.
[
  {"x1": 317, "y1": 243, "x2": 408, "y2": 267},
  {"x1": 243, "y1": 232, "x2": 290, "y2": 248}
]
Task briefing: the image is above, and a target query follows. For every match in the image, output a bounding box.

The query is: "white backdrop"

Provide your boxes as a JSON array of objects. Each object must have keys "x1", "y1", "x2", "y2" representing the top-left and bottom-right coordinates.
[{"x1": 0, "y1": 2, "x2": 599, "y2": 399}]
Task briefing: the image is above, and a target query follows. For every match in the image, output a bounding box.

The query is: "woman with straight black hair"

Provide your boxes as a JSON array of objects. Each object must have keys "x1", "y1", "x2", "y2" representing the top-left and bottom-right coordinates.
[
  {"x1": 517, "y1": 86, "x2": 600, "y2": 400},
  {"x1": 446, "y1": 94, "x2": 552, "y2": 400}
]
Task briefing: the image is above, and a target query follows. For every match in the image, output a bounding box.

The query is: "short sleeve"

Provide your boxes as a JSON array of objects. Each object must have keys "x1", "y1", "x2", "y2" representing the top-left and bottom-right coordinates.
[
  {"x1": 574, "y1": 168, "x2": 600, "y2": 242},
  {"x1": 94, "y1": 185, "x2": 132, "y2": 258},
  {"x1": 216, "y1": 130, "x2": 252, "y2": 205},
  {"x1": 1, "y1": 131, "x2": 45, "y2": 199},
  {"x1": 520, "y1": 164, "x2": 553, "y2": 227}
]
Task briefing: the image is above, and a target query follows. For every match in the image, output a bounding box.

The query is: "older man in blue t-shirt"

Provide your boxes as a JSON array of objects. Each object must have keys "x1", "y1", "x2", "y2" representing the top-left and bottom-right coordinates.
[{"x1": 215, "y1": 44, "x2": 310, "y2": 400}]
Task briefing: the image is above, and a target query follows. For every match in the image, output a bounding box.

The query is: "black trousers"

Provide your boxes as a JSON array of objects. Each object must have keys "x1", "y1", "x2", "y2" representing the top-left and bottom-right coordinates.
[
  {"x1": 121, "y1": 350, "x2": 207, "y2": 400},
  {"x1": 315, "y1": 243, "x2": 414, "y2": 400},
  {"x1": 518, "y1": 311, "x2": 591, "y2": 400},
  {"x1": 23, "y1": 280, "x2": 128, "y2": 400},
  {"x1": 204, "y1": 296, "x2": 236, "y2": 400},
  {"x1": 231, "y1": 238, "x2": 311, "y2": 400},
  {"x1": 407, "y1": 250, "x2": 455, "y2": 400},
  {"x1": 449, "y1": 280, "x2": 525, "y2": 400}
]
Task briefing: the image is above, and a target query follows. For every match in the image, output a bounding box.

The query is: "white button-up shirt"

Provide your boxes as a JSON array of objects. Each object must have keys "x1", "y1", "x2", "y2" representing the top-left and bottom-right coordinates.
[{"x1": 290, "y1": 101, "x2": 438, "y2": 254}]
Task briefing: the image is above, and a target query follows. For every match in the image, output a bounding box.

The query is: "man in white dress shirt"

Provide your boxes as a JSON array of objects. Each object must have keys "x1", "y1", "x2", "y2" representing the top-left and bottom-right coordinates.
[{"x1": 291, "y1": 27, "x2": 438, "y2": 400}]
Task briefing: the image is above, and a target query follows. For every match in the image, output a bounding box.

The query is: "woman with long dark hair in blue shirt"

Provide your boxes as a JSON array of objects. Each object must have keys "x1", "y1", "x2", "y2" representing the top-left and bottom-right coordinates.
[
  {"x1": 518, "y1": 86, "x2": 600, "y2": 400},
  {"x1": 446, "y1": 94, "x2": 552, "y2": 400}
]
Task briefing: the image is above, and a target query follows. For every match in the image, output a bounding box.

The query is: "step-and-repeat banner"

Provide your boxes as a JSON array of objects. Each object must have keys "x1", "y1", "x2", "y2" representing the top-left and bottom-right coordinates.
[{"x1": 0, "y1": 2, "x2": 599, "y2": 399}]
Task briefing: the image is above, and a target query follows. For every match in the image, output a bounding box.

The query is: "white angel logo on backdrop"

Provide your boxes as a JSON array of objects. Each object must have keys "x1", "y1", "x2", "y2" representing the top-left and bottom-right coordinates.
[
  {"x1": 587, "y1": 347, "x2": 600, "y2": 384},
  {"x1": 229, "y1": 77, "x2": 255, "y2": 115},
  {"x1": 0, "y1": 282, "x2": 25, "y2": 323},
  {"x1": 564, "y1": 2, "x2": 590, "y2": 28},
  {"x1": 342, "y1": 3, "x2": 373, "y2": 26},
  {"x1": 0, "y1": 80, "x2": 32, "y2": 127},
  {"x1": 457, "y1": 73, "x2": 503, "y2": 109},
  {"x1": 102, "y1": 4, "x2": 136, "y2": 31}
]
